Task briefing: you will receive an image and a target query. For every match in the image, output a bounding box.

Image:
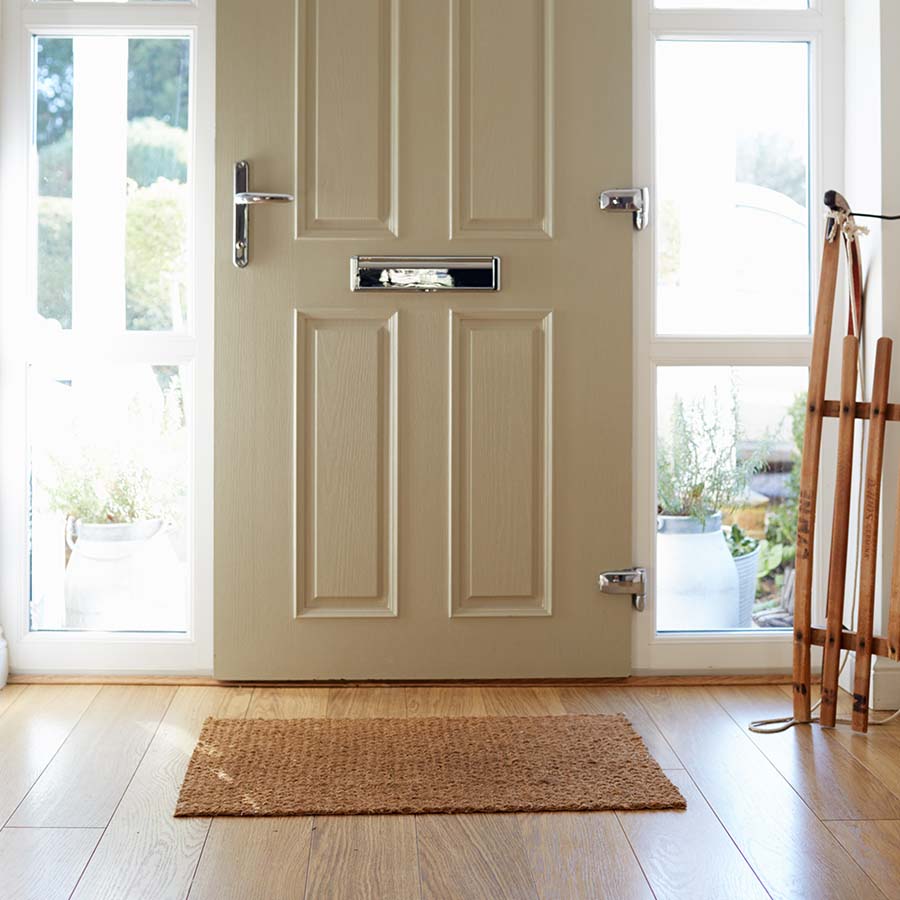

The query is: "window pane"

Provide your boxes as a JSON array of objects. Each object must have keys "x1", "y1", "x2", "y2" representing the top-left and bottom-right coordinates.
[
  {"x1": 656, "y1": 366, "x2": 807, "y2": 632},
  {"x1": 126, "y1": 38, "x2": 191, "y2": 331},
  {"x1": 656, "y1": 41, "x2": 810, "y2": 335},
  {"x1": 33, "y1": 36, "x2": 190, "y2": 334},
  {"x1": 655, "y1": 1, "x2": 807, "y2": 8},
  {"x1": 36, "y1": 38, "x2": 74, "y2": 330},
  {"x1": 29, "y1": 364, "x2": 190, "y2": 632}
]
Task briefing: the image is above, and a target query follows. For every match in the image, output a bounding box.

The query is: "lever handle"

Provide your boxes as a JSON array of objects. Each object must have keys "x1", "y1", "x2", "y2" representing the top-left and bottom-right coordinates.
[
  {"x1": 233, "y1": 160, "x2": 294, "y2": 268},
  {"x1": 234, "y1": 191, "x2": 294, "y2": 205}
]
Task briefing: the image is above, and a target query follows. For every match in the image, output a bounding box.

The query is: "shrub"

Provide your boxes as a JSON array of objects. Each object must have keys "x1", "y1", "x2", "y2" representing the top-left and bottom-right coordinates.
[
  {"x1": 37, "y1": 196, "x2": 73, "y2": 328},
  {"x1": 657, "y1": 385, "x2": 767, "y2": 521},
  {"x1": 126, "y1": 178, "x2": 187, "y2": 331},
  {"x1": 127, "y1": 117, "x2": 188, "y2": 187}
]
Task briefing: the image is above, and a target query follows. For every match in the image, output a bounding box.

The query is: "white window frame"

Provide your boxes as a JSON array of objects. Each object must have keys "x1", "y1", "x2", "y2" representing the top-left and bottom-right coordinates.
[
  {"x1": 0, "y1": 0, "x2": 215, "y2": 674},
  {"x1": 632, "y1": 0, "x2": 844, "y2": 672}
]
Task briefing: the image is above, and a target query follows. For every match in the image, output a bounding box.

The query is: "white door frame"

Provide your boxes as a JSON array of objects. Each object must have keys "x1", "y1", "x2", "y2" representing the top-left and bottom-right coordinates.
[
  {"x1": 0, "y1": 0, "x2": 215, "y2": 674},
  {"x1": 631, "y1": 0, "x2": 844, "y2": 673}
]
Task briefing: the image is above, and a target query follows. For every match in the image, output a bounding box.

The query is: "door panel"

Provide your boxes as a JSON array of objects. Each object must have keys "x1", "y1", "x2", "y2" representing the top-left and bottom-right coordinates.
[
  {"x1": 451, "y1": 0, "x2": 552, "y2": 236},
  {"x1": 297, "y1": 0, "x2": 398, "y2": 236},
  {"x1": 295, "y1": 311, "x2": 398, "y2": 617},
  {"x1": 215, "y1": 0, "x2": 634, "y2": 678},
  {"x1": 450, "y1": 311, "x2": 552, "y2": 617}
]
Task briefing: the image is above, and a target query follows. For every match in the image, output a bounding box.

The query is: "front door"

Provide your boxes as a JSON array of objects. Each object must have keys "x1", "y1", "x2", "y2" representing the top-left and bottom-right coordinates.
[{"x1": 214, "y1": 0, "x2": 634, "y2": 679}]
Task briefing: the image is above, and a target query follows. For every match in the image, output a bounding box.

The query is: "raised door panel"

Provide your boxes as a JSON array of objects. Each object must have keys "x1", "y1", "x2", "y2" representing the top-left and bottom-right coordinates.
[
  {"x1": 450, "y1": 310, "x2": 552, "y2": 616},
  {"x1": 297, "y1": 0, "x2": 398, "y2": 237},
  {"x1": 451, "y1": 0, "x2": 553, "y2": 238},
  {"x1": 294, "y1": 312, "x2": 398, "y2": 616}
]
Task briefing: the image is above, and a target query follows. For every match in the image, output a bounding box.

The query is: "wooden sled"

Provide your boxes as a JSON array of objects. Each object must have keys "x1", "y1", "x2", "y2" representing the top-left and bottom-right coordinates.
[{"x1": 792, "y1": 190, "x2": 900, "y2": 732}]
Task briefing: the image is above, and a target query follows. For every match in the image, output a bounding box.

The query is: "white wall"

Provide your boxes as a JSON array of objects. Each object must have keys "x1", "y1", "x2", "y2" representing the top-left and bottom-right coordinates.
[{"x1": 843, "y1": 0, "x2": 900, "y2": 707}]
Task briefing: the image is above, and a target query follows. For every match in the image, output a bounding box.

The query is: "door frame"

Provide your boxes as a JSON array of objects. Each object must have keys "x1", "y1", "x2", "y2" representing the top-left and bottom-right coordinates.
[
  {"x1": 0, "y1": 0, "x2": 215, "y2": 674},
  {"x1": 631, "y1": 0, "x2": 845, "y2": 672}
]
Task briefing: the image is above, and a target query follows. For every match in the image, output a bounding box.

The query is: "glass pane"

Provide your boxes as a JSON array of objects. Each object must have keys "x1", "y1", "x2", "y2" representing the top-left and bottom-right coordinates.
[
  {"x1": 655, "y1": 366, "x2": 807, "y2": 632},
  {"x1": 126, "y1": 37, "x2": 190, "y2": 331},
  {"x1": 656, "y1": 41, "x2": 810, "y2": 335},
  {"x1": 29, "y1": 364, "x2": 190, "y2": 632},
  {"x1": 33, "y1": 36, "x2": 190, "y2": 334},
  {"x1": 36, "y1": 38, "x2": 74, "y2": 330},
  {"x1": 656, "y1": 1, "x2": 807, "y2": 8}
]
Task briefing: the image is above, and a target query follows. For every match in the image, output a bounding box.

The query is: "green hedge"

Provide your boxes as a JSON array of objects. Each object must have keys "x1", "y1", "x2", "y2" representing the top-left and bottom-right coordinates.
[{"x1": 37, "y1": 118, "x2": 188, "y2": 331}]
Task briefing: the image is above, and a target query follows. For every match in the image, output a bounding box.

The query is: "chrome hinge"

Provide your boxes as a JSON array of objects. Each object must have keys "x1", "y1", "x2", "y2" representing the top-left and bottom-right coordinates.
[
  {"x1": 598, "y1": 188, "x2": 649, "y2": 231},
  {"x1": 597, "y1": 566, "x2": 647, "y2": 612}
]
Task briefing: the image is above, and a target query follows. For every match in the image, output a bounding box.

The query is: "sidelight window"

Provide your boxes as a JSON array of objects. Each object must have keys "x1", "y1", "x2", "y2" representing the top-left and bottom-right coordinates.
[
  {"x1": 0, "y1": 0, "x2": 213, "y2": 671},
  {"x1": 634, "y1": 0, "x2": 842, "y2": 666}
]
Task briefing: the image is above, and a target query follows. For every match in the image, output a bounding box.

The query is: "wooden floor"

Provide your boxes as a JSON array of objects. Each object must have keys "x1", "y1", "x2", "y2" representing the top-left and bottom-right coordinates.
[{"x1": 1, "y1": 683, "x2": 899, "y2": 899}]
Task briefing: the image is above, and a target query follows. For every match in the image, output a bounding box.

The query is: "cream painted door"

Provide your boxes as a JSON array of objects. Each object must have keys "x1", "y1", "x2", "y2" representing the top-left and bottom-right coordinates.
[{"x1": 214, "y1": 0, "x2": 634, "y2": 678}]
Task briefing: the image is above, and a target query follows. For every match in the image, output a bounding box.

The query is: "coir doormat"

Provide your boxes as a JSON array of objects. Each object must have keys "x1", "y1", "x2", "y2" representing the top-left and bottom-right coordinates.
[{"x1": 175, "y1": 713, "x2": 685, "y2": 817}]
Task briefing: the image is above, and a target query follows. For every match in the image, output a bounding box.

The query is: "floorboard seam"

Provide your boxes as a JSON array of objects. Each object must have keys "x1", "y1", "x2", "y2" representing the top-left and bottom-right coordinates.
[
  {"x1": 638, "y1": 687, "x2": 890, "y2": 900},
  {"x1": 0, "y1": 685, "x2": 30, "y2": 722},
  {"x1": 630, "y1": 689, "x2": 776, "y2": 899},
  {"x1": 2, "y1": 684, "x2": 102, "y2": 830},
  {"x1": 611, "y1": 810, "x2": 659, "y2": 900},
  {"x1": 66, "y1": 685, "x2": 179, "y2": 900}
]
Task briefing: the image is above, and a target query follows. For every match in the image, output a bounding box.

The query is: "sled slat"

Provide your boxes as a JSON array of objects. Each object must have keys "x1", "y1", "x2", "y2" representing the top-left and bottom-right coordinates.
[
  {"x1": 890, "y1": 489, "x2": 900, "y2": 661},
  {"x1": 810, "y1": 626, "x2": 890, "y2": 658},
  {"x1": 820, "y1": 400, "x2": 900, "y2": 422},
  {"x1": 852, "y1": 338, "x2": 893, "y2": 732},
  {"x1": 793, "y1": 234, "x2": 842, "y2": 723},
  {"x1": 820, "y1": 336, "x2": 859, "y2": 727}
]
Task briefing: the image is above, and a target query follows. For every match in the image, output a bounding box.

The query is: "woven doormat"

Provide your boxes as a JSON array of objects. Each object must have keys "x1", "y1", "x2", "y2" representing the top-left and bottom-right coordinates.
[{"x1": 175, "y1": 714, "x2": 685, "y2": 817}]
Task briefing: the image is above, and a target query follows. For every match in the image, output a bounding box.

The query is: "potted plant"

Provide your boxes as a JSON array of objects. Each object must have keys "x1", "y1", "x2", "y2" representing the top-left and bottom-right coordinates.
[
  {"x1": 724, "y1": 524, "x2": 761, "y2": 628},
  {"x1": 753, "y1": 391, "x2": 805, "y2": 627},
  {"x1": 35, "y1": 372, "x2": 186, "y2": 631},
  {"x1": 45, "y1": 449, "x2": 185, "y2": 631},
  {"x1": 656, "y1": 388, "x2": 766, "y2": 631}
]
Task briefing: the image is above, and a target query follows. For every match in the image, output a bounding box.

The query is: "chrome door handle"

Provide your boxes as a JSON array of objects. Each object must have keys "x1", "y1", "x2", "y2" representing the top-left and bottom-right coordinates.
[
  {"x1": 235, "y1": 192, "x2": 294, "y2": 205},
  {"x1": 233, "y1": 160, "x2": 295, "y2": 268}
]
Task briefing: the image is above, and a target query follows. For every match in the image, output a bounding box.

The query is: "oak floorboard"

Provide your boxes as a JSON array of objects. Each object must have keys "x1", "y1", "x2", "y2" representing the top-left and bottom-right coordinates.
[
  {"x1": 634, "y1": 686, "x2": 884, "y2": 899},
  {"x1": 188, "y1": 818, "x2": 314, "y2": 900},
  {"x1": 326, "y1": 686, "x2": 407, "y2": 718},
  {"x1": 302, "y1": 686, "x2": 419, "y2": 898},
  {"x1": 827, "y1": 727, "x2": 900, "y2": 801},
  {"x1": 826, "y1": 820, "x2": 900, "y2": 900},
  {"x1": 0, "y1": 683, "x2": 28, "y2": 718},
  {"x1": 0, "y1": 684, "x2": 101, "y2": 826},
  {"x1": 617, "y1": 769, "x2": 767, "y2": 900},
  {"x1": 417, "y1": 814, "x2": 538, "y2": 900},
  {"x1": 10, "y1": 685, "x2": 175, "y2": 828},
  {"x1": 774, "y1": 684, "x2": 900, "y2": 813},
  {"x1": 519, "y1": 811, "x2": 653, "y2": 900},
  {"x1": 405, "y1": 686, "x2": 487, "y2": 717},
  {"x1": 188, "y1": 687, "x2": 323, "y2": 899},
  {"x1": 711, "y1": 685, "x2": 900, "y2": 820},
  {"x1": 480, "y1": 686, "x2": 566, "y2": 716},
  {"x1": 778, "y1": 683, "x2": 900, "y2": 735},
  {"x1": 557, "y1": 685, "x2": 682, "y2": 769},
  {"x1": 247, "y1": 687, "x2": 330, "y2": 718},
  {"x1": 304, "y1": 816, "x2": 419, "y2": 900},
  {"x1": 0, "y1": 826, "x2": 102, "y2": 900},
  {"x1": 70, "y1": 687, "x2": 252, "y2": 900}
]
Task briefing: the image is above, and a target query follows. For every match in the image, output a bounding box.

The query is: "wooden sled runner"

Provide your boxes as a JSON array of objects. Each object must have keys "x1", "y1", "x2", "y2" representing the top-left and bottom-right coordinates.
[{"x1": 792, "y1": 190, "x2": 900, "y2": 733}]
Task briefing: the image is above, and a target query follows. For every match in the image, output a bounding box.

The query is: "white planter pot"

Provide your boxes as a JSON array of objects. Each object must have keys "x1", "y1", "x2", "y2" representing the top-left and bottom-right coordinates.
[
  {"x1": 733, "y1": 544, "x2": 761, "y2": 628},
  {"x1": 64, "y1": 518, "x2": 185, "y2": 631},
  {"x1": 655, "y1": 512, "x2": 739, "y2": 631}
]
